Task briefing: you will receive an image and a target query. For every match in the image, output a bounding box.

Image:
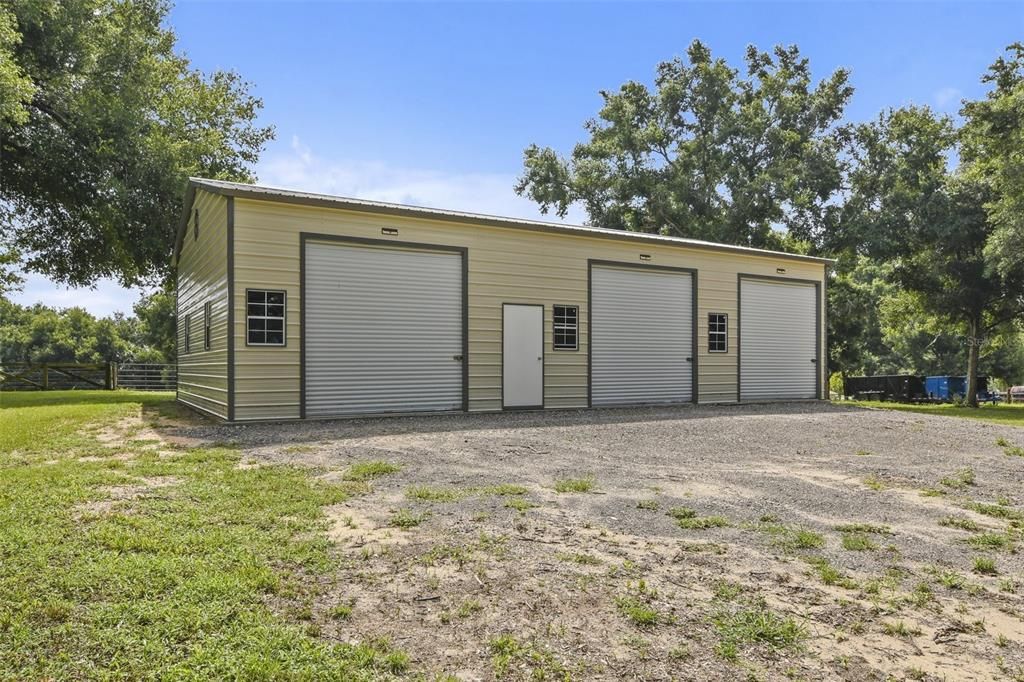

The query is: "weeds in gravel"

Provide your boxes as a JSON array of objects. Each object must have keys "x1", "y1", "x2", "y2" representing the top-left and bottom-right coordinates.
[
  {"x1": 940, "y1": 468, "x2": 976, "y2": 489},
  {"x1": 713, "y1": 581, "x2": 744, "y2": 601},
  {"x1": 863, "y1": 474, "x2": 889, "y2": 491},
  {"x1": 636, "y1": 499, "x2": 660, "y2": 511},
  {"x1": 443, "y1": 599, "x2": 483, "y2": 622},
  {"x1": 405, "y1": 485, "x2": 472, "y2": 502},
  {"x1": 713, "y1": 601, "x2": 806, "y2": 651},
  {"x1": 554, "y1": 477, "x2": 596, "y2": 493},
  {"x1": 973, "y1": 556, "x2": 999, "y2": 575},
  {"x1": 330, "y1": 603, "x2": 354, "y2": 620},
  {"x1": 929, "y1": 568, "x2": 967, "y2": 590},
  {"x1": 676, "y1": 515, "x2": 729, "y2": 530},
  {"x1": 805, "y1": 557, "x2": 857, "y2": 589},
  {"x1": 841, "y1": 533, "x2": 878, "y2": 551},
  {"x1": 997, "y1": 438, "x2": 1024, "y2": 457},
  {"x1": 615, "y1": 596, "x2": 660, "y2": 626},
  {"x1": 419, "y1": 543, "x2": 473, "y2": 567},
  {"x1": 756, "y1": 520, "x2": 824, "y2": 551},
  {"x1": 835, "y1": 523, "x2": 892, "y2": 535},
  {"x1": 343, "y1": 460, "x2": 401, "y2": 482},
  {"x1": 504, "y1": 498, "x2": 536, "y2": 515},
  {"x1": 489, "y1": 635, "x2": 566, "y2": 679},
  {"x1": 920, "y1": 487, "x2": 947, "y2": 497},
  {"x1": 965, "y1": 502, "x2": 1024, "y2": 521},
  {"x1": 909, "y1": 581, "x2": 934, "y2": 607},
  {"x1": 967, "y1": 531, "x2": 1015, "y2": 551},
  {"x1": 389, "y1": 508, "x2": 428, "y2": 529},
  {"x1": 940, "y1": 516, "x2": 981, "y2": 531},
  {"x1": 665, "y1": 506, "x2": 728, "y2": 530},
  {"x1": 557, "y1": 552, "x2": 602, "y2": 566},
  {"x1": 882, "y1": 620, "x2": 922, "y2": 638}
]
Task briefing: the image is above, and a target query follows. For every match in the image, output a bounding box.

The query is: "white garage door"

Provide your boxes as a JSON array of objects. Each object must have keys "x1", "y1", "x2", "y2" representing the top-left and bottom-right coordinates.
[
  {"x1": 591, "y1": 265, "x2": 693, "y2": 406},
  {"x1": 740, "y1": 278, "x2": 818, "y2": 401},
  {"x1": 304, "y1": 241, "x2": 463, "y2": 417}
]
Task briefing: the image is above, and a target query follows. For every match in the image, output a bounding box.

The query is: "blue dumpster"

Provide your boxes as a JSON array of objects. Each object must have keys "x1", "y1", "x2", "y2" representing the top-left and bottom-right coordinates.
[{"x1": 926, "y1": 376, "x2": 984, "y2": 401}]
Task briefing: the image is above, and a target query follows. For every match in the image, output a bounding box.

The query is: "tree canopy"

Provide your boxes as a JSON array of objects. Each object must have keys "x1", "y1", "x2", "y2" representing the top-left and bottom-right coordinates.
[
  {"x1": 515, "y1": 40, "x2": 852, "y2": 250},
  {"x1": 962, "y1": 43, "x2": 1024, "y2": 274},
  {"x1": 0, "y1": 293, "x2": 174, "y2": 365},
  {"x1": 0, "y1": 0, "x2": 274, "y2": 289}
]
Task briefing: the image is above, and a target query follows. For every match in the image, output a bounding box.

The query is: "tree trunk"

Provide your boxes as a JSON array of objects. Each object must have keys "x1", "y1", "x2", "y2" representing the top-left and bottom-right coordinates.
[{"x1": 966, "y1": 316, "x2": 980, "y2": 408}]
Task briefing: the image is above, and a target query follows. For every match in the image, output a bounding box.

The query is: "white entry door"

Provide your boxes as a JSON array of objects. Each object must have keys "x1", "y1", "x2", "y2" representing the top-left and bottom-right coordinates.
[{"x1": 503, "y1": 304, "x2": 544, "y2": 408}]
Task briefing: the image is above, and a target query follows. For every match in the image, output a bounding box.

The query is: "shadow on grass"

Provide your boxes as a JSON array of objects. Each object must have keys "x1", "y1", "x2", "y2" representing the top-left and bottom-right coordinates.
[{"x1": 0, "y1": 389, "x2": 176, "y2": 410}]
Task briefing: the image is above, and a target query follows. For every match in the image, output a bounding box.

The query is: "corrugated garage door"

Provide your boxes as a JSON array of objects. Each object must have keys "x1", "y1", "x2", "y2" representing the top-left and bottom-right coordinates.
[
  {"x1": 740, "y1": 278, "x2": 818, "y2": 401},
  {"x1": 591, "y1": 265, "x2": 693, "y2": 406},
  {"x1": 304, "y1": 241, "x2": 463, "y2": 417}
]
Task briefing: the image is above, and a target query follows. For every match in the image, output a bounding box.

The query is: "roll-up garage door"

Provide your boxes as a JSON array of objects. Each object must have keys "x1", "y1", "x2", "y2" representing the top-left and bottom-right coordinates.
[
  {"x1": 739, "y1": 278, "x2": 818, "y2": 401},
  {"x1": 304, "y1": 241, "x2": 464, "y2": 417},
  {"x1": 591, "y1": 265, "x2": 694, "y2": 406}
]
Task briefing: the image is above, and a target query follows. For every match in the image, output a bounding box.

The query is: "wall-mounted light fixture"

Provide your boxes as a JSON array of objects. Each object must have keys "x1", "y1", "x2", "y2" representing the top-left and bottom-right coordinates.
[
  {"x1": 776, "y1": 267, "x2": 786, "y2": 274},
  {"x1": 639, "y1": 254, "x2": 652, "y2": 261},
  {"x1": 381, "y1": 227, "x2": 399, "y2": 235}
]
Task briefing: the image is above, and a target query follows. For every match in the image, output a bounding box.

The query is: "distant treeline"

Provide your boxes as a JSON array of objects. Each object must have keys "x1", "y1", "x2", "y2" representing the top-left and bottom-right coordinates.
[{"x1": 0, "y1": 291, "x2": 175, "y2": 365}]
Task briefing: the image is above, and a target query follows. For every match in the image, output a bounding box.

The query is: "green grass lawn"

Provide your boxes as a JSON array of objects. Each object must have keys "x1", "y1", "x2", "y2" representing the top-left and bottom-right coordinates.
[
  {"x1": 0, "y1": 390, "x2": 406, "y2": 680},
  {"x1": 842, "y1": 400, "x2": 1024, "y2": 427}
]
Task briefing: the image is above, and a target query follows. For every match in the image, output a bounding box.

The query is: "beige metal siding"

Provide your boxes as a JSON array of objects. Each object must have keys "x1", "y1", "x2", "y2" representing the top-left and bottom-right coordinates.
[
  {"x1": 176, "y1": 190, "x2": 229, "y2": 418},
  {"x1": 231, "y1": 198, "x2": 827, "y2": 420}
]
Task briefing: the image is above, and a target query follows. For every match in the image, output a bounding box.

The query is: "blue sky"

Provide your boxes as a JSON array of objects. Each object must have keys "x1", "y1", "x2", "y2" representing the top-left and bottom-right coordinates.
[{"x1": 13, "y1": 0, "x2": 1023, "y2": 316}]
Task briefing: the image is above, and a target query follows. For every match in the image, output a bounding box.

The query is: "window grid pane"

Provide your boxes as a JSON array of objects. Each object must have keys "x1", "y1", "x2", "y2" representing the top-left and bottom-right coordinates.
[
  {"x1": 247, "y1": 290, "x2": 286, "y2": 346},
  {"x1": 708, "y1": 313, "x2": 727, "y2": 352},
  {"x1": 553, "y1": 305, "x2": 578, "y2": 350}
]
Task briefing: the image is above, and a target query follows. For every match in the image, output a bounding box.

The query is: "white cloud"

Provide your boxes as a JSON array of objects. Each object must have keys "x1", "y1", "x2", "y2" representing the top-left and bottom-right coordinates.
[
  {"x1": 933, "y1": 86, "x2": 963, "y2": 109},
  {"x1": 256, "y1": 136, "x2": 588, "y2": 224},
  {"x1": 9, "y1": 271, "x2": 145, "y2": 318}
]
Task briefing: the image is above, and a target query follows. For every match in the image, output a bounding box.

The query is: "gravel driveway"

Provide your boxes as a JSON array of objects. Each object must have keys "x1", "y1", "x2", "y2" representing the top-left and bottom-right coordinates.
[{"x1": 171, "y1": 402, "x2": 1024, "y2": 681}]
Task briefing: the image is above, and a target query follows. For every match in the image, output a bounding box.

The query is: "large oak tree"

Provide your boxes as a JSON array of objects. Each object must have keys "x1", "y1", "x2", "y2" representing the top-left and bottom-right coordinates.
[
  {"x1": 0, "y1": 0, "x2": 274, "y2": 289},
  {"x1": 514, "y1": 40, "x2": 853, "y2": 249}
]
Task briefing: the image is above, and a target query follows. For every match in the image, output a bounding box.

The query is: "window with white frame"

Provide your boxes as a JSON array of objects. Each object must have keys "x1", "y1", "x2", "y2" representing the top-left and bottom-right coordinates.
[
  {"x1": 247, "y1": 290, "x2": 286, "y2": 346},
  {"x1": 203, "y1": 301, "x2": 212, "y2": 350},
  {"x1": 708, "y1": 313, "x2": 727, "y2": 352},
  {"x1": 183, "y1": 314, "x2": 191, "y2": 354},
  {"x1": 553, "y1": 305, "x2": 578, "y2": 351}
]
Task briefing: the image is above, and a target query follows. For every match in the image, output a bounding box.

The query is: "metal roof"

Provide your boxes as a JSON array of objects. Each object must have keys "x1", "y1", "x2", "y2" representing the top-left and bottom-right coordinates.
[{"x1": 173, "y1": 177, "x2": 834, "y2": 266}]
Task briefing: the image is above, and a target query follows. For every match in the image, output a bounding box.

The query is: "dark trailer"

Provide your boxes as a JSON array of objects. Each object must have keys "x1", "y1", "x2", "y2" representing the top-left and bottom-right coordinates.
[{"x1": 843, "y1": 375, "x2": 926, "y2": 402}]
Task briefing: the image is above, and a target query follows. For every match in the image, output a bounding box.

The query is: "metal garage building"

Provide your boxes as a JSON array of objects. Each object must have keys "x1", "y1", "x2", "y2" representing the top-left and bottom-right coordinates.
[{"x1": 173, "y1": 178, "x2": 830, "y2": 422}]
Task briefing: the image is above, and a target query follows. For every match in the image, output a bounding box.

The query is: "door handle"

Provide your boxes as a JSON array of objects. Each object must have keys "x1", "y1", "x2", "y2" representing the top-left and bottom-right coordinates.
[
  {"x1": 811, "y1": 358, "x2": 817, "y2": 363},
  {"x1": 453, "y1": 354, "x2": 463, "y2": 361},
  {"x1": 685, "y1": 357, "x2": 693, "y2": 362}
]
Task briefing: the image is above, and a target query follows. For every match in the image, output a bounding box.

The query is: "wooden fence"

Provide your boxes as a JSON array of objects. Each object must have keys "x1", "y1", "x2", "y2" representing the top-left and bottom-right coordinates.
[
  {"x1": 0, "y1": 363, "x2": 177, "y2": 392},
  {"x1": 0, "y1": 363, "x2": 115, "y2": 391}
]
